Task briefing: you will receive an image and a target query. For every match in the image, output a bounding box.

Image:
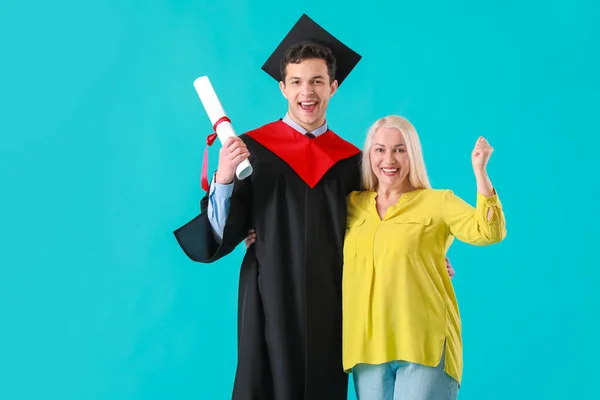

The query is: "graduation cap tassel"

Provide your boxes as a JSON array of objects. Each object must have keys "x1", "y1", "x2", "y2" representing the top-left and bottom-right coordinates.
[{"x1": 200, "y1": 116, "x2": 231, "y2": 192}]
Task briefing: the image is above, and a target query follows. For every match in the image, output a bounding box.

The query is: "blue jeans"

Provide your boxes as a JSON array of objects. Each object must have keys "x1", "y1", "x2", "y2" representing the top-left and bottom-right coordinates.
[{"x1": 352, "y1": 348, "x2": 458, "y2": 400}]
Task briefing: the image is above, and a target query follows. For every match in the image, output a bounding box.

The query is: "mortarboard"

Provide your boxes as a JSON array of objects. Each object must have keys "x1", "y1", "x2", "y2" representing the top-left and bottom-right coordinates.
[{"x1": 261, "y1": 14, "x2": 362, "y2": 87}]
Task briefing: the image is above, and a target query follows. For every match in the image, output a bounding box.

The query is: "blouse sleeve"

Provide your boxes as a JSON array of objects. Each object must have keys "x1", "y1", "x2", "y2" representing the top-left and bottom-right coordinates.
[{"x1": 441, "y1": 189, "x2": 507, "y2": 246}]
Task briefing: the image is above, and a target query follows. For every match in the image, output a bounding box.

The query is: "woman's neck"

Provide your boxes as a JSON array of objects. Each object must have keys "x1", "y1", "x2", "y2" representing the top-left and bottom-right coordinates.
[
  {"x1": 376, "y1": 181, "x2": 413, "y2": 200},
  {"x1": 375, "y1": 181, "x2": 414, "y2": 220}
]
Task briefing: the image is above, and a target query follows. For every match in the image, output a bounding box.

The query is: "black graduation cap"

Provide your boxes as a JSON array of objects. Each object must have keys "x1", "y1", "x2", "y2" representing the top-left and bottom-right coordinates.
[{"x1": 261, "y1": 14, "x2": 362, "y2": 86}]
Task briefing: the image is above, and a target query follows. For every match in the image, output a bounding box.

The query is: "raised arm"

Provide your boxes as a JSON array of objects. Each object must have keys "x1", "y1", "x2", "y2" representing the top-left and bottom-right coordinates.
[{"x1": 442, "y1": 137, "x2": 507, "y2": 245}]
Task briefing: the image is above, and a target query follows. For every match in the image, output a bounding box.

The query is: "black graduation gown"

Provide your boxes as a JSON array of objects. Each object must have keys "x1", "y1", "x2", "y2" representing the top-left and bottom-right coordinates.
[{"x1": 174, "y1": 120, "x2": 362, "y2": 400}]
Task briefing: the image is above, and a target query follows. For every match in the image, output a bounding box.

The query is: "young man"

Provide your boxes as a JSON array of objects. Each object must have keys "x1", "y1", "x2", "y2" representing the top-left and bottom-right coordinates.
[
  {"x1": 175, "y1": 14, "x2": 361, "y2": 400},
  {"x1": 174, "y1": 14, "x2": 453, "y2": 400}
]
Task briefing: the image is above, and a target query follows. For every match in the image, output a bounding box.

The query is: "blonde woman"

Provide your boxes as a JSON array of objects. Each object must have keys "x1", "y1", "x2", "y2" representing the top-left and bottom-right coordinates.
[{"x1": 343, "y1": 115, "x2": 507, "y2": 399}]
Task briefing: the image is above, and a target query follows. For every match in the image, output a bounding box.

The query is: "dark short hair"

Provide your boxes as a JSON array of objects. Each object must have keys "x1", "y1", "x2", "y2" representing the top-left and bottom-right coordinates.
[{"x1": 280, "y1": 42, "x2": 337, "y2": 84}]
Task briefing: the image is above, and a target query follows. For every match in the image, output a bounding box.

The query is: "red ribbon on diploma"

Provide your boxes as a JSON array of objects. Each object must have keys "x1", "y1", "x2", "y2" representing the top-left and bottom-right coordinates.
[{"x1": 201, "y1": 116, "x2": 231, "y2": 192}]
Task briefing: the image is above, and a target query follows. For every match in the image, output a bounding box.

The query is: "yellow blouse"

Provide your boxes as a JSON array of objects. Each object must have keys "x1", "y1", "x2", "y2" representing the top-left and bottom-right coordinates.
[{"x1": 342, "y1": 188, "x2": 506, "y2": 384}]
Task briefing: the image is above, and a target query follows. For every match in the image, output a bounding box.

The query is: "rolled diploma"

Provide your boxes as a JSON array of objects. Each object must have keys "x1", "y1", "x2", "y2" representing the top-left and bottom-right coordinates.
[{"x1": 193, "y1": 76, "x2": 253, "y2": 180}]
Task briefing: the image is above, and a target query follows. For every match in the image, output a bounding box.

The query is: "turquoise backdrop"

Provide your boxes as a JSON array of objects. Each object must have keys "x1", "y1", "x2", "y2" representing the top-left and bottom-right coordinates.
[{"x1": 1, "y1": 0, "x2": 597, "y2": 398}]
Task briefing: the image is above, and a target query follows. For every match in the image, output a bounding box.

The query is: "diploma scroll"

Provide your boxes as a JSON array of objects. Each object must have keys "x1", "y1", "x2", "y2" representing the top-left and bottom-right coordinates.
[{"x1": 193, "y1": 76, "x2": 253, "y2": 180}]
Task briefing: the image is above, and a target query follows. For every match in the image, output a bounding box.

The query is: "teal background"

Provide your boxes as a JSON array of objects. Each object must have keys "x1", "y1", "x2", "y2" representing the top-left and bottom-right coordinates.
[{"x1": 1, "y1": 0, "x2": 597, "y2": 398}]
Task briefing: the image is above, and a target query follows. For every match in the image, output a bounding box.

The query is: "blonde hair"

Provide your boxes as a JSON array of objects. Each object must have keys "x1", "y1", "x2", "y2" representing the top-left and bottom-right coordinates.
[{"x1": 361, "y1": 115, "x2": 432, "y2": 191}]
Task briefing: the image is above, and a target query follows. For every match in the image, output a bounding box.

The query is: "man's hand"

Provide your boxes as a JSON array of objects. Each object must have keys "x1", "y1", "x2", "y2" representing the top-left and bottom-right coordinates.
[
  {"x1": 244, "y1": 229, "x2": 256, "y2": 249},
  {"x1": 446, "y1": 256, "x2": 455, "y2": 279},
  {"x1": 215, "y1": 137, "x2": 250, "y2": 184}
]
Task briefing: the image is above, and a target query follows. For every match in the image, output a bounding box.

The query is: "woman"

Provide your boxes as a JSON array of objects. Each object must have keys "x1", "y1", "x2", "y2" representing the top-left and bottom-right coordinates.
[{"x1": 343, "y1": 115, "x2": 506, "y2": 399}]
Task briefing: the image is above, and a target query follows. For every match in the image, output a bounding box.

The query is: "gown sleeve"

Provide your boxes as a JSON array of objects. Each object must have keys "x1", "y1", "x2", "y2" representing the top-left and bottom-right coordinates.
[{"x1": 173, "y1": 160, "x2": 253, "y2": 263}]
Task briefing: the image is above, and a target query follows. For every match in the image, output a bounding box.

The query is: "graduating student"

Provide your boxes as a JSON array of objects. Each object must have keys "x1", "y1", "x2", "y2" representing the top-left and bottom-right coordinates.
[{"x1": 174, "y1": 14, "x2": 363, "y2": 400}]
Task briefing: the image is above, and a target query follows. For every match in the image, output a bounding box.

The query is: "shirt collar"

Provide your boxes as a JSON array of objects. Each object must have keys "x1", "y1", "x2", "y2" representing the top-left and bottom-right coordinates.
[{"x1": 282, "y1": 113, "x2": 328, "y2": 137}]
